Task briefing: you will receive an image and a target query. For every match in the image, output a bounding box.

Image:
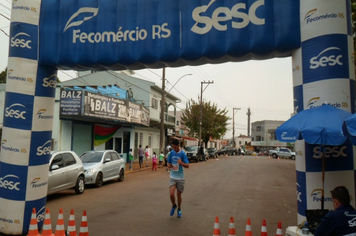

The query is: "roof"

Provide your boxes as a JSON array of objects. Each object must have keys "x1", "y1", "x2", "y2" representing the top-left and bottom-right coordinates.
[{"x1": 175, "y1": 135, "x2": 198, "y2": 141}]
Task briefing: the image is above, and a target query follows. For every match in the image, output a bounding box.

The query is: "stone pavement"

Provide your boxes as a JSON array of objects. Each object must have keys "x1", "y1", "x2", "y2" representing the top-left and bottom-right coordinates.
[{"x1": 124, "y1": 159, "x2": 167, "y2": 173}]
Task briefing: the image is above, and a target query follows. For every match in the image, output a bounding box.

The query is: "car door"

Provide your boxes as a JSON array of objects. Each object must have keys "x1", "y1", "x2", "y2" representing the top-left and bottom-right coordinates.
[
  {"x1": 280, "y1": 148, "x2": 288, "y2": 158},
  {"x1": 62, "y1": 152, "x2": 79, "y2": 188},
  {"x1": 48, "y1": 154, "x2": 67, "y2": 193},
  {"x1": 102, "y1": 152, "x2": 114, "y2": 180},
  {"x1": 110, "y1": 152, "x2": 121, "y2": 177}
]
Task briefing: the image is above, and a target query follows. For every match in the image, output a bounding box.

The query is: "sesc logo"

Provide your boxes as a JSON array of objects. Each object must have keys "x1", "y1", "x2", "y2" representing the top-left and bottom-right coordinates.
[
  {"x1": 0, "y1": 174, "x2": 20, "y2": 191},
  {"x1": 36, "y1": 206, "x2": 46, "y2": 223},
  {"x1": 309, "y1": 47, "x2": 343, "y2": 69},
  {"x1": 296, "y1": 183, "x2": 302, "y2": 203},
  {"x1": 11, "y1": 32, "x2": 32, "y2": 49},
  {"x1": 5, "y1": 103, "x2": 26, "y2": 120},
  {"x1": 313, "y1": 146, "x2": 347, "y2": 159},
  {"x1": 36, "y1": 140, "x2": 52, "y2": 156},
  {"x1": 43, "y1": 74, "x2": 57, "y2": 88},
  {"x1": 191, "y1": 0, "x2": 265, "y2": 34}
]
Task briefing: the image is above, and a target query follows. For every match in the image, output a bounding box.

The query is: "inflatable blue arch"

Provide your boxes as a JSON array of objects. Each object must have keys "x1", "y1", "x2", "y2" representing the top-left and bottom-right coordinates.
[{"x1": 1, "y1": 0, "x2": 354, "y2": 234}]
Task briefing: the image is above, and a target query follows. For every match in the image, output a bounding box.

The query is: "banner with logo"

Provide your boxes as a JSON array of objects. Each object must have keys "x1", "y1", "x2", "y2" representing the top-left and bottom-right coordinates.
[
  {"x1": 38, "y1": 0, "x2": 300, "y2": 70},
  {"x1": 292, "y1": 0, "x2": 355, "y2": 224}
]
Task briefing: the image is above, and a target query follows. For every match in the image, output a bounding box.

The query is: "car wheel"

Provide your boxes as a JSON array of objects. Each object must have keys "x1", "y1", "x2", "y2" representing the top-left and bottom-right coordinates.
[
  {"x1": 272, "y1": 153, "x2": 277, "y2": 159},
  {"x1": 74, "y1": 176, "x2": 85, "y2": 194},
  {"x1": 232, "y1": 152, "x2": 236, "y2": 155},
  {"x1": 95, "y1": 172, "x2": 103, "y2": 188},
  {"x1": 118, "y1": 169, "x2": 125, "y2": 182},
  {"x1": 291, "y1": 155, "x2": 296, "y2": 160}
]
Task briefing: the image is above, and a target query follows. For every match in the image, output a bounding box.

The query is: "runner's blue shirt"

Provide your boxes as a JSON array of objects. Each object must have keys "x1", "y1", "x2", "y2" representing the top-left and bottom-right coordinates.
[{"x1": 167, "y1": 149, "x2": 189, "y2": 180}]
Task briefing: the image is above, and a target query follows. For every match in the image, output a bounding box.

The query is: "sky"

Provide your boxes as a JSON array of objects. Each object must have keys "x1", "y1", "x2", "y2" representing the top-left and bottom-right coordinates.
[{"x1": 0, "y1": 2, "x2": 294, "y2": 139}]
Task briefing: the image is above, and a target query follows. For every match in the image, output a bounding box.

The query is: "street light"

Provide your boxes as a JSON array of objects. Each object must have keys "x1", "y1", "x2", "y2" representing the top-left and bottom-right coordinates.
[
  {"x1": 198, "y1": 80, "x2": 214, "y2": 148},
  {"x1": 232, "y1": 107, "x2": 241, "y2": 147},
  {"x1": 168, "y1": 73, "x2": 192, "y2": 93}
]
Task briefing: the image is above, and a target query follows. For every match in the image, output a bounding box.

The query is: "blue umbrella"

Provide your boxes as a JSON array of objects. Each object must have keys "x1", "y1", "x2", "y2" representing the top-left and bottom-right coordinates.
[
  {"x1": 276, "y1": 104, "x2": 352, "y2": 210},
  {"x1": 276, "y1": 104, "x2": 352, "y2": 146},
  {"x1": 343, "y1": 114, "x2": 356, "y2": 145}
]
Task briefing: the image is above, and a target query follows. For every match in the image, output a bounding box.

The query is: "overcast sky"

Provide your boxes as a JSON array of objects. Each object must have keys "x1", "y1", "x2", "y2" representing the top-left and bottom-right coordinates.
[{"x1": 0, "y1": 3, "x2": 294, "y2": 139}]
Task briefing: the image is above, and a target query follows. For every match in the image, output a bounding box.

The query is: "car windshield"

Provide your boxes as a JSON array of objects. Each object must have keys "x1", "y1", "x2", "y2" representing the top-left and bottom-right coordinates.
[
  {"x1": 185, "y1": 146, "x2": 197, "y2": 151},
  {"x1": 80, "y1": 152, "x2": 103, "y2": 163}
]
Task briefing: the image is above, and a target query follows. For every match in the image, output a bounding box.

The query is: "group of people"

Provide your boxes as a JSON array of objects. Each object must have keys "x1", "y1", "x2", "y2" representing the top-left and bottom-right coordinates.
[{"x1": 132, "y1": 145, "x2": 165, "y2": 171}]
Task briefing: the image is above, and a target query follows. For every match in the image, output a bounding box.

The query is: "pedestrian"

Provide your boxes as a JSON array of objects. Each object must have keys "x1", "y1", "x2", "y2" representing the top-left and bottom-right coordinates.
[
  {"x1": 145, "y1": 145, "x2": 149, "y2": 167},
  {"x1": 152, "y1": 152, "x2": 157, "y2": 171},
  {"x1": 129, "y1": 148, "x2": 133, "y2": 170},
  {"x1": 167, "y1": 139, "x2": 189, "y2": 218},
  {"x1": 199, "y1": 145, "x2": 205, "y2": 161},
  {"x1": 314, "y1": 186, "x2": 356, "y2": 236},
  {"x1": 159, "y1": 151, "x2": 164, "y2": 168},
  {"x1": 138, "y1": 144, "x2": 144, "y2": 170},
  {"x1": 238, "y1": 147, "x2": 242, "y2": 158}
]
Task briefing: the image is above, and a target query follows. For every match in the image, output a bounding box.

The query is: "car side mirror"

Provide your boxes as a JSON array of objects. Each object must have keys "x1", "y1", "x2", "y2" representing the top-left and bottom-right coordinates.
[
  {"x1": 50, "y1": 164, "x2": 59, "y2": 171},
  {"x1": 104, "y1": 158, "x2": 111, "y2": 163}
]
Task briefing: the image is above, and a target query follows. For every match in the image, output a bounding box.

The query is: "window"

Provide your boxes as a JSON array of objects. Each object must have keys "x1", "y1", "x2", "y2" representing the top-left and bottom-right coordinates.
[
  {"x1": 104, "y1": 153, "x2": 112, "y2": 161},
  {"x1": 151, "y1": 97, "x2": 158, "y2": 109},
  {"x1": 111, "y1": 152, "x2": 119, "y2": 160},
  {"x1": 51, "y1": 154, "x2": 64, "y2": 168},
  {"x1": 256, "y1": 126, "x2": 261, "y2": 132},
  {"x1": 63, "y1": 153, "x2": 76, "y2": 166}
]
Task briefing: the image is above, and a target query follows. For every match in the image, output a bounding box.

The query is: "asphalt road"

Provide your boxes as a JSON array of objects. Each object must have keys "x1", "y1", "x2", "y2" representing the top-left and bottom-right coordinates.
[{"x1": 44, "y1": 155, "x2": 297, "y2": 236}]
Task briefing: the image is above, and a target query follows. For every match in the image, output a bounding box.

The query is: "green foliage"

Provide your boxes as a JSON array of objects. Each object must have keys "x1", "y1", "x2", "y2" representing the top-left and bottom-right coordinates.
[
  {"x1": 0, "y1": 67, "x2": 7, "y2": 83},
  {"x1": 181, "y1": 99, "x2": 229, "y2": 146}
]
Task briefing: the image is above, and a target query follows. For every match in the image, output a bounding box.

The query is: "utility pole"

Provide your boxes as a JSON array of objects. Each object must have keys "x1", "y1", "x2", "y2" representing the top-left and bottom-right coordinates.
[
  {"x1": 159, "y1": 68, "x2": 166, "y2": 153},
  {"x1": 232, "y1": 107, "x2": 241, "y2": 147},
  {"x1": 199, "y1": 80, "x2": 214, "y2": 147},
  {"x1": 247, "y1": 107, "x2": 251, "y2": 137}
]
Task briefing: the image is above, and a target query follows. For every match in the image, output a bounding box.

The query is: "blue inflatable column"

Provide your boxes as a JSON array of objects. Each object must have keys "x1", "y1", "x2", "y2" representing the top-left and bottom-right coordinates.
[
  {"x1": 0, "y1": 0, "x2": 58, "y2": 234},
  {"x1": 292, "y1": 0, "x2": 355, "y2": 223}
]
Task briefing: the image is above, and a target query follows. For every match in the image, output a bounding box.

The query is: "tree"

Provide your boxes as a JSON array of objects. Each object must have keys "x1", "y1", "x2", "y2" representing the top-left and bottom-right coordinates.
[
  {"x1": 0, "y1": 67, "x2": 7, "y2": 83},
  {"x1": 181, "y1": 99, "x2": 230, "y2": 147}
]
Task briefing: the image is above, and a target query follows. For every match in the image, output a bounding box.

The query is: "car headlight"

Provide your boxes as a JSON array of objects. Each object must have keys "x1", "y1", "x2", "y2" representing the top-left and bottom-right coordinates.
[{"x1": 85, "y1": 169, "x2": 93, "y2": 174}]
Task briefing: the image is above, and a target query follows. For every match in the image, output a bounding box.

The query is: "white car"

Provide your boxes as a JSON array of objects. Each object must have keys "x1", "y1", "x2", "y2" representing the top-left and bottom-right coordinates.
[
  {"x1": 48, "y1": 151, "x2": 85, "y2": 195},
  {"x1": 80, "y1": 150, "x2": 125, "y2": 187}
]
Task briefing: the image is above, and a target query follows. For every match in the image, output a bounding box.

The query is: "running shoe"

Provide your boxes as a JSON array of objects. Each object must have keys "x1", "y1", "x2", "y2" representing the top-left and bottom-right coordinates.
[
  {"x1": 177, "y1": 209, "x2": 182, "y2": 218},
  {"x1": 170, "y1": 205, "x2": 177, "y2": 216}
]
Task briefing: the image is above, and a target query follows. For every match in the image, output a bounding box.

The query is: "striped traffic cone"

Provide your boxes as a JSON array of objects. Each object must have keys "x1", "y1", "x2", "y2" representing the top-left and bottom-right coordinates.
[
  {"x1": 228, "y1": 216, "x2": 236, "y2": 236},
  {"x1": 27, "y1": 208, "x2": 41, "y2": 236},
  {"x1": 213, "y1": 216, "x2": 221, "y2": 236},
  {"x1": 276, "y1": 222, "x2": 282, "y2": 236},
  {"x1": 245, "y1": 218, "x2": 252, "y2": 236},
  {"x1": 67, "y1": 209, "x2": 77, "y2": 236},
  {"x1": 42, "y1": 208, "x2": 54, "y2": 236},
  {"x1": 78, "y1": 210, "x2": 89, "y2": 236},
  {"x1": 55, "y1": 208, "x2": 65, "y2": 236},
  {"x1": 261, "y1": 219, "x2": 268, "y2": 236}
]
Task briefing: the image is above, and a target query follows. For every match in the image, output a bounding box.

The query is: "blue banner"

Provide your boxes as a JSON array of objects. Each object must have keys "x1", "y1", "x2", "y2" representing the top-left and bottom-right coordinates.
[{"x1": 38, "y1": 0, "x2": 300, "y2": 69}]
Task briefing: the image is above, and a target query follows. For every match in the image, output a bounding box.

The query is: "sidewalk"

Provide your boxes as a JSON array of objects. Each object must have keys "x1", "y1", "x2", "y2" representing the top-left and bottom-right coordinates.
[{"x1": 125, "y1": 159, "x2": 167, "y2": 173}]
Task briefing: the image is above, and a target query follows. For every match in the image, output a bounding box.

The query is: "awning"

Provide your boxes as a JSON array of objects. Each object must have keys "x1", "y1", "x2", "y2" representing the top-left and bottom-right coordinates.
[{"x1": 175, "y1": 135, "x2": 198, "y2": 141}]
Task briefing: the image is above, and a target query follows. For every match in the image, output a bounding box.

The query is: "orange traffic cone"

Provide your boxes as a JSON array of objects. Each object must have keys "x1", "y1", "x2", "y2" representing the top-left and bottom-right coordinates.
[
  {"x1": 261, "y1": 219, "x2": 268, "y2": 236},
  {"x1": 245, "y1": 218, "x2": 252, "y2": 236},
  {"x1": 228, "y1": 216, "x2": 236, "y2": 236},
  {"x1": 27, "y1": 208, "x2": 41, "y2": 236},
  {"x1": 276, "y1": 222, "x2": 282, "y2": 236},
  {"x1": 213, "y1": 216, "x2": 221, "y2": 236},
  {"x1": 78, "y1": 210, "x2": 89, "y2": 236},
  {"x1": 55, "y1": 208, "x2": 65, "y2": 236},
  {"x1": 42, "y1": 208, "x2": 54, "y2": 236},
  {"x1": 67, "y1": 209, "x2": 77, "y2": 236}
]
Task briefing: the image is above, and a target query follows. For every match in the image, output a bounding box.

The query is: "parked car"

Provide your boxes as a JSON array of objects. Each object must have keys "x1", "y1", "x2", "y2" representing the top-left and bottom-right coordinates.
[
  {"x1": 207, "y1": 147, "x2": 218, "y2": 158},
  {"x1": 185, "y1": 145, "x2": 208, "y2": 162},
  {"x1": 216, "y1": 146, "x2": 238, "y2": 156},
  {"x1": 80, "y1": 150, "x2": 125, "y2": 187},
  {"x1": 268, "y1": 147, "x2": 296, "y2": 160},
  {"x1": 48, "y1": 151, "x2": 85, "y2": 195}
]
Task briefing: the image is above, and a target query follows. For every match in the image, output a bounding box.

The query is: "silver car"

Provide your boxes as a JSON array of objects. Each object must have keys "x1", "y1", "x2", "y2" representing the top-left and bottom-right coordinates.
[
  {"x1": 48, "y1": 151, "x2": 85, "y2": 195},
  {"x1": 80, "y1": 150, "x2": 125, "y2": 187}
]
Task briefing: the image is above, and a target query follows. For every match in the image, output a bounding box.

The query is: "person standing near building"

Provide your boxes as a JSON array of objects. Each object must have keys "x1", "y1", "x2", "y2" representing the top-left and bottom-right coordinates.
[
  {"x1": 159, "y1": 151, "x2": 164, "y2": 168},
  {"x1": 138, "y1": 145, "x2": 144, "y2": 170},
  {"x1": 314, "y1": 186, "x2": 356, "y2": 236},
  {"x1": 167, "y1": 139, "x2": 189, "y2": 218},
  {"x1": 152, "y1": 152, "x2": 157, "y2": 171},
  {"x1": 129, "y1": 148, "x2": 133, "y2": 170}
]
